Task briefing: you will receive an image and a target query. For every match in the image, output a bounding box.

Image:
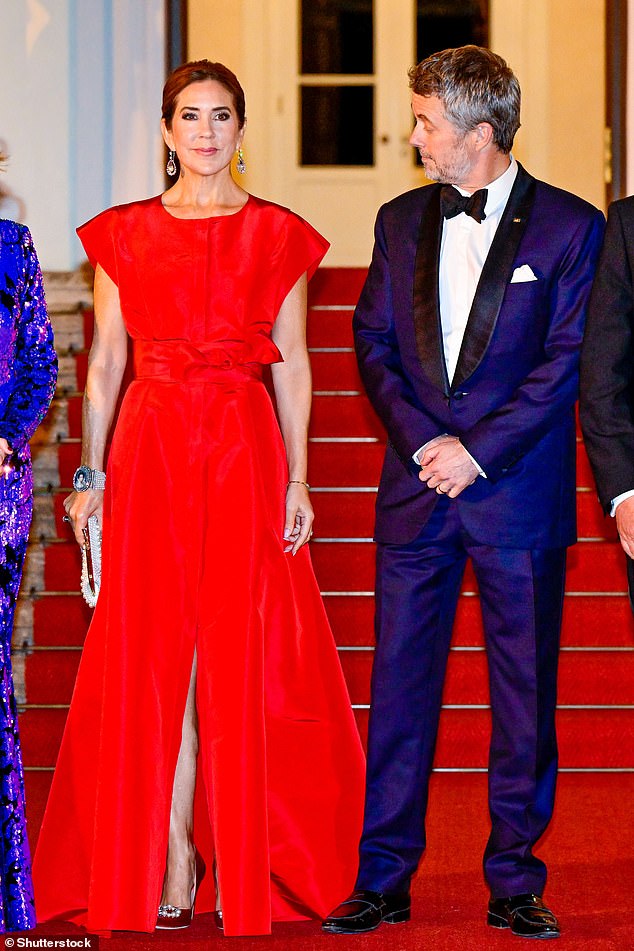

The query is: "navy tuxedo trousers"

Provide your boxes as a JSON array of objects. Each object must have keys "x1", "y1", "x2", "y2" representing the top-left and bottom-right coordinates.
[{"x1": 356, "y1": 496, "x2": 566, "y2": 898}]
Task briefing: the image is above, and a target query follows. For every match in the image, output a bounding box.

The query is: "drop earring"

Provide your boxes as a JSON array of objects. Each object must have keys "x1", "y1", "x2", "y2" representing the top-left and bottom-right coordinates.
[
  {"x1": 166, "y1": 150, "x2": 177, "y2": 177},
  {"x1": 236, "y1": 148, "x2": 246, "y2": 175}
]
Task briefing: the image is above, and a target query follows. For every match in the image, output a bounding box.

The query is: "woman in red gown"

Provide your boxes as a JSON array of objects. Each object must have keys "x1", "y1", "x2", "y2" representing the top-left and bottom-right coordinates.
[{"x1": 32, "y1": 60, "x2": 365, "y2": 937}]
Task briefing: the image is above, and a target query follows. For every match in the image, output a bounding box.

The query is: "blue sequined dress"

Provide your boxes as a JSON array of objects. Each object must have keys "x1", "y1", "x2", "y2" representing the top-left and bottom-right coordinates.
[{"x1": 0, "y1": 220, "x2": 57, "y2": 931}]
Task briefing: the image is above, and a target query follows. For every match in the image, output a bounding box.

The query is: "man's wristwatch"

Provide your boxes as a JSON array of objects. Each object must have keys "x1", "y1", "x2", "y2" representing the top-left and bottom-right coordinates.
[{"x1": 73, "y1": 465, "x2": 106, "y2": 492}]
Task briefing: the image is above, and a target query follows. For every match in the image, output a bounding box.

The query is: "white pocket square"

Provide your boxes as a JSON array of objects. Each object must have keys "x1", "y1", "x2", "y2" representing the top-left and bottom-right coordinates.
[{"x1": 510, "y1": 264, "x2": 538, "y2": 283}]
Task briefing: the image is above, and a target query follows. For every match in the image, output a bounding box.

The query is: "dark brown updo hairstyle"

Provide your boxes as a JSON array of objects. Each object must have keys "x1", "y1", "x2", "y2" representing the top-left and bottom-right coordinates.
[{"x1": 162, "y1": 59, "x2": 246, "y2": 130}]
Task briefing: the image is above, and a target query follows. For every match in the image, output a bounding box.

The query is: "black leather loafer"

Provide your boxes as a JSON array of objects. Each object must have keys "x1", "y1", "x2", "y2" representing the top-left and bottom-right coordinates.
[
  {"x1": 488, "y1": 893, "x2": 560, "y2": 938},
  {"x1": 322, "y1": 889, "x2": 411, "y2": 934}
]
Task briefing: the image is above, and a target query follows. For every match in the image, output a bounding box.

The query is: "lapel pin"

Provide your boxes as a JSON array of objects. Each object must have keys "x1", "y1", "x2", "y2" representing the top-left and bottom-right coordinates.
[{"x1": 513, "y1": 217, "x2": 522, "y2": 223}]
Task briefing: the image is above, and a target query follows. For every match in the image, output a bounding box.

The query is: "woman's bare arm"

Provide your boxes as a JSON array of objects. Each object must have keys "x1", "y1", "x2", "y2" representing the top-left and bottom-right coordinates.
[
  {"x1": 64, "y1": 265, "x2": 128, "y2": 544},
  {"x1": 271, "y1": 273, "x2": 314, "y2": 554}
]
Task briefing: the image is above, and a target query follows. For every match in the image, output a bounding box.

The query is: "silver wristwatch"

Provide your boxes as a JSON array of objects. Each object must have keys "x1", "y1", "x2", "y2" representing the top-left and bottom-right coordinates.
[{"x1": 73, "y1": 465, "x2": 106, "y2": 492}]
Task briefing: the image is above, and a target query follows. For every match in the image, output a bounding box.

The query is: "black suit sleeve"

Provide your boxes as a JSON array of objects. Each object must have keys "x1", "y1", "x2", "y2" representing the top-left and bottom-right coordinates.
[{"x1": 580, "y1": 199, "x2": 634, "y2": 512}]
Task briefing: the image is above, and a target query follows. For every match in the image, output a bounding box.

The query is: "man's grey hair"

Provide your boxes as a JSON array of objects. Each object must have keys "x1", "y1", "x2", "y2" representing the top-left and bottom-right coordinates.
[{"x1": 408, "y1": 45, "x2": 521, "y2": 154}]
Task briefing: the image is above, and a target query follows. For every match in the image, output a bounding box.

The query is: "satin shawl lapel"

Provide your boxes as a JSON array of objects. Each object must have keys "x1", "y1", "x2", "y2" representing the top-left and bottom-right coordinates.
[
  {"x1": 452, "y1": 165, "x2": 537, "y2": 389},
  {"x1": 412, "y1": 187, "x2": 449, "y2": 395}
]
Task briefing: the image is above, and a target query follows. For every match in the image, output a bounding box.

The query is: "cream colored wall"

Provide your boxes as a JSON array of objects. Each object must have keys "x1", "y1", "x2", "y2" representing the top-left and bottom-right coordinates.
[
  {"x1": 492, "y1": 0, "x2": 605, "y2": 210},
  {"x1": 188, "y1": 2, "x2": 242, "y2": 68}
]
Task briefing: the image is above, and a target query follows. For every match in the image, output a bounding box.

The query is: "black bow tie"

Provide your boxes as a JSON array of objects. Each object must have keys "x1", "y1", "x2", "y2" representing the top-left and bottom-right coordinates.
[{"x1": 440, "y1": 185, "x2": 488, "y2": 223}]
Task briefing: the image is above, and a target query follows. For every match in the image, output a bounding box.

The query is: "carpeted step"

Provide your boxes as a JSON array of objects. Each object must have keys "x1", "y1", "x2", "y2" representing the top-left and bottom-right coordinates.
[
  {"x1": 307, "y1": 309, "x2": 355, "y2": 348},
  {"x1": 311, "y1": 542, "x2": 376, "y2": 591},
  {"x1": 22, "y1": 644, "x2": 634, "y2": 707},
  {"x1": 352, "y1": 707, "x2": 634, "y2": 768},
  {"x1": 23, "y1": 771, "x2": 52, "y2": 850},
  {"x1": 310, "y1": 541, "x2": 629, "y2": 593},
  {"x1": 577, "y1": 491, "x2": 616, "y2": 539},
  {"x1": 82, "y1": 310, "x2": 93, "y2": 348},
  {"x1": 566, "y1": 543, "x2": 628, "y2": 590},
  {"x1": 40, "y1": 539, "x2": 630, "y2": 595},
  {"x1": 73, "y1": 350, "x2": 88, "y2": 390},
  {"x1": 57, "y1": 440, "x2": 81, "y2": 485},
  {"x1": 18, "y1": 702, "x2": 634, "y2": 771},
  {"x1": 310, "y1": 394, "x2": 385, "y2": 439},
  {"x1": 43, "y1": 542, "x2": 81, "y2": 590},
  {"x1": 19, "y1": 708, "x2": 68, "y2": 768},
  {"x1": 463, "y1": 708, "x2": 634, "y2": 769},
  {"x1": 312, "y1": 491, "x2": 374, "y2": 537},
  {"x1": 32, "y1": 595, "x2": 91, "y2": 645},
  {"x1": 308, "y1": 268, "x2": 367, "y2": 305},
  {"x1": 62, "y1": 394, "x2": 82, "y2": 438},
  {"x1": 30, "y1": 590, "x2": 634, "y2": 652},
  {"x1": 308, "y1": 439, "x2": 385, "y2": 487},
  {"x1": 323, "y1": 592, "x2": 634, "y2": 648},
  {"x1": 309, "y1": 350, "x2": 362, "y2": 391},
  {"x1": 339, "y1": 649, "x2": 634, "y2": 707},
  {"x1": 577, "y1": 441, "x2": 598, "y2": 489},
  {"x1": 310, "y1": 489, "x2": 612, "y2": 541},
  {"x1": 45, "y1": 485, "x2": 613, "y2": 543},
  {"x1": 24, "y1": 650, "x2": 81, "y2": 704},
  {"x1": 52, "y1": 493, "x2": 72, "y2": 537},
  {"x1": 560, "y1": 595, "x2": 634, "y2": 644}
]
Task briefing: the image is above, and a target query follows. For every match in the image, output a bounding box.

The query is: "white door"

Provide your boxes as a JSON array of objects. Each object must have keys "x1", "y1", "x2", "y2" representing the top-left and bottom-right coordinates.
[{"x1": 265, "y1": 0, "x2": 419, "y2": 265}]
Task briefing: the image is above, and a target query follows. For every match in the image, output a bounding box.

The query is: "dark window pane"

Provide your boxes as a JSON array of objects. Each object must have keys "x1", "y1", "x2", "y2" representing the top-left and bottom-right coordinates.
[
  {"x1": 416, "y1": 1, "x2": 488, "y2": 62},
  {"x1": 302, "y1": 0, "x2": 373, "y2": 75},
  {"x1": 301, "y1": 86, "x2": 374, "y2": 165}
]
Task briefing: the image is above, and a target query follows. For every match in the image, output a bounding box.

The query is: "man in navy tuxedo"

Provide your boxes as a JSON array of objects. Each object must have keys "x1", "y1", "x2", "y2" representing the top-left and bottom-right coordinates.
[{"x1": 323, "y1": 46, "x2": 604, "y2": 939}]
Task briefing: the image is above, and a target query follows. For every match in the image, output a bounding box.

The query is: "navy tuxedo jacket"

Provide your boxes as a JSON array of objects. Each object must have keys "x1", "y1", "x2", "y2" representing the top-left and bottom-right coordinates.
[{"x1": 354, "y1": 163, "x2": 604, "y2": 548}]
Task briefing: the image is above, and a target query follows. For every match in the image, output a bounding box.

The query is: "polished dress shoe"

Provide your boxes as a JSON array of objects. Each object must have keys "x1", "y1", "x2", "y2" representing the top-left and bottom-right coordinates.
[
  {"x1": 488, "y1": 893, "x2": 560, "y2": 938},
  {"x1": 156, "y1": 850, "x2": 206, "y2": 930},
  {"x1": 322, "y1": 889, "x2": 411, "y2": 934}
]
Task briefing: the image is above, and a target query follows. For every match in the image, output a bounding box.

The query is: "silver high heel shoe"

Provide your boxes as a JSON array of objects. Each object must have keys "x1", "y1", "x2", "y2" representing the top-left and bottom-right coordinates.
[{"x1": 156, "y1": 850, "x2": 206, "y2": 930}]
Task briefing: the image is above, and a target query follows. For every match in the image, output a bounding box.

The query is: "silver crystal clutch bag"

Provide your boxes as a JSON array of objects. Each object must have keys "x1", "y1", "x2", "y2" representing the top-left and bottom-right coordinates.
[{"x1": 81, "y1": 514, "x2": 102, "y2": 607}]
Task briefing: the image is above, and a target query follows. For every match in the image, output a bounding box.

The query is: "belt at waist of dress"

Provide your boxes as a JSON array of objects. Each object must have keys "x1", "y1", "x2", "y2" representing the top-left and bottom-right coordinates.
[{"x1": 133, "y1": 340, "x2": 264, "y2": 383}]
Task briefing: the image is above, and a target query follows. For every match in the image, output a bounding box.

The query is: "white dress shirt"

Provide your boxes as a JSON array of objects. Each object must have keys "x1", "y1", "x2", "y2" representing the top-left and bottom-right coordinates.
[
  {"x1": 439, "y1": 157, "x2": 518, "y2": 381},
  {"x1": 414, "y1": 157, "x2": 518, "y2": 472}
]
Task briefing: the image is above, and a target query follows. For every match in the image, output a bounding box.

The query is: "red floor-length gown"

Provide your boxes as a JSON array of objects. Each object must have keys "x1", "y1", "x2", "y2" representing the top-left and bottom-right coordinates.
[{"x1": 32, "y1": 195, "x2": 365, "y2": 936}]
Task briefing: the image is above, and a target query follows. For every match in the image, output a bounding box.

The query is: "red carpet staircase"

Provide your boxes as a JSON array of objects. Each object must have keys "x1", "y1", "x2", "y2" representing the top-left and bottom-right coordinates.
[{"x1": 17, "y1": 267, "x2": 634, "y2": 839}]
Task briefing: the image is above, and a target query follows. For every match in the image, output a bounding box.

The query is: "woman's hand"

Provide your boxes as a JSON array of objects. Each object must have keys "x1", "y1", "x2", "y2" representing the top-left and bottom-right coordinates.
[
  {"x1": 0, "y1": 437, "x2": 13, "y2": 468},
  {"x1": 283, "y1": 483, "x2": 314, "y2": 555},
  {"x1": 64, "y1": 489, "x2": 104, "y2": 546}
]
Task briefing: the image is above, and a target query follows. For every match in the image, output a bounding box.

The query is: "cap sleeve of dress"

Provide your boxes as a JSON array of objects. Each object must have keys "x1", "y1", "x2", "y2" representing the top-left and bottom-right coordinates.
[
  {"x1": 76, "y1": 207, "x2": 118, "y2": 285},
  {"x1": 277, "y1": 212, "x2": 329, "y2": 304}
]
